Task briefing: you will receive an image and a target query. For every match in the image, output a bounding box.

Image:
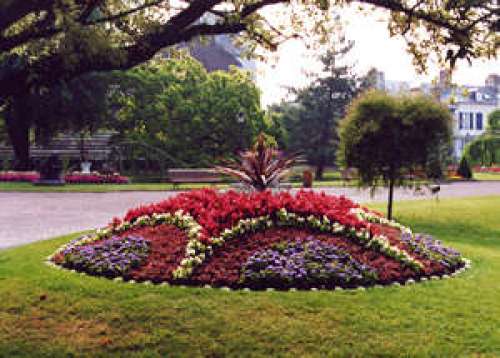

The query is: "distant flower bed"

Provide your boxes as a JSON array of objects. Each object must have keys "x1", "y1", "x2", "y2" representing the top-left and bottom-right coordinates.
[
  {"x1": 49, "y1": 189, "x2": 470, "y2": 290},
  {"x1": 0, "y1": 171, "x2": 39, "y2": 182},
  {"x1": 473, "y1": 166, "x2": 500, "y2": 173},
  {"x1": 65, "y1": 172, "x2": 129, "y2": 184},
  {"x1": 0, "y1": 171, "x2": 129, "y2": 184}
]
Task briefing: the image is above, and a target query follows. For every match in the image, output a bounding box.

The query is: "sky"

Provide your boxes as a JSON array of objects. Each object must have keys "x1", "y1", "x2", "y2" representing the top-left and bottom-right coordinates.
[{"x1": 255, "y1": 7, "x2": 499, "y2": 107}]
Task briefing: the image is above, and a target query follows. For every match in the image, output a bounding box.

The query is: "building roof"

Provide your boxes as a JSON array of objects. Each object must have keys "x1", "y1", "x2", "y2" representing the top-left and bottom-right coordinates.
[
  {"x1": 187, "y1": 38, "x2": 243, "y2": 72},
  {"x1": 440, "y1": 85, "x2": 499, "y2": 106}
]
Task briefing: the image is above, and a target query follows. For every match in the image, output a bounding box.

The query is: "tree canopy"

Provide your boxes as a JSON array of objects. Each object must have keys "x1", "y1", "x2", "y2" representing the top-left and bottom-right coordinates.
[
  {"x1": 0, "y1": 0, "x2": 497, "y2": 169},
  {"x1": 338, "y1": 90, "x2": 452, "y2": 219},
  {"x1": 1, "y1": 0, "x2": 498, "y2": 99}
]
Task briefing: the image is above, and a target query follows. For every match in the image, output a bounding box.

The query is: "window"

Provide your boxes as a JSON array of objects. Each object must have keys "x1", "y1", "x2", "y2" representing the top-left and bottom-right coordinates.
[
  {"x1": 459, "y1": 112, "x2": 464, "y2": 129},
  {"x1": 476, "y1": 112, "x2": 483, "y2": 130},
  {"x1": 469, "y1": 113, "x2": 474, "y2": 130}
]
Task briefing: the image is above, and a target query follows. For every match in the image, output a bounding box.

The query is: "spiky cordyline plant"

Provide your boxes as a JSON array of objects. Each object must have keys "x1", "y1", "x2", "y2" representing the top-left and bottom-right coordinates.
[{"x1": 215, "y1": 134, "x2": 299, "y2": 191}]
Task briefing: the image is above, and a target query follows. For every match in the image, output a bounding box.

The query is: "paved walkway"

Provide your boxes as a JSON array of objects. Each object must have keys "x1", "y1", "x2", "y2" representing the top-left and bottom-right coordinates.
[{"x1": 1, "y1": 181, "x2": 498, "y2": 249}]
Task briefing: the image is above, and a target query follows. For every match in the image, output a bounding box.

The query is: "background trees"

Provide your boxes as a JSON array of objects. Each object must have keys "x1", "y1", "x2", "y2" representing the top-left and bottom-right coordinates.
[
  {"x1": 464, "y1": 109, "x2": 500, "y2": 166},
  {"x1": 271, "y1": 39, "x2": 367, "y2": 179},
  {"x1": 0, "y1": 117, "x2": 8, "y2": 145},
  {"x1": 488, "y1": 110, "x2": 500, "y2": 133},
  {"x1": 338, "y1": 91, "x2": 452, "y2": 219},
  {"x1": 1, "y1": 0, "x2": 497, "y2": 168}
]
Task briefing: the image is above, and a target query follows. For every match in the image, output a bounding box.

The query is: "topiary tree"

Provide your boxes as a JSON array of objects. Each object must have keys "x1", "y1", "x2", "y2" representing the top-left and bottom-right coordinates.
[
  {"x1": 457, "y1": 155, "x2": 473, "y2": 179},
  {"x1": 338, "y1": 90, "x2": 452, "y2": 219}
]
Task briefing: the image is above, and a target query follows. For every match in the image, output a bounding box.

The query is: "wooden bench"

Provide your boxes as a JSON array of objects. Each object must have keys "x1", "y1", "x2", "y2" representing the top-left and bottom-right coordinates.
[
  {"x1": 340, "y1": 168, "x2": 358, "y2": 185},
  {"x1": 167, "y1": 168, "x2": 223, "y2": 188}
]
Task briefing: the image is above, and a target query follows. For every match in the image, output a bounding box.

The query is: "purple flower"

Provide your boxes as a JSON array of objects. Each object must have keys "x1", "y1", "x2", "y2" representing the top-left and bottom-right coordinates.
[
  {"x1": 60, "y1": 236, "x2": 150, "y2": 277},
  {"x1": 401, "y1": 232, "x2": 462, "y2": 269},
  {"x1": 241, "y1": 238, "x2": 377, "y2": 289}
]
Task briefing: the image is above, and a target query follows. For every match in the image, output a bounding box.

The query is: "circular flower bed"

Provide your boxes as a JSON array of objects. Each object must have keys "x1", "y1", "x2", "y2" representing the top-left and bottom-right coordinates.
[{"x1": 49, "y1": 189, "x2": 470, "y2": 290}]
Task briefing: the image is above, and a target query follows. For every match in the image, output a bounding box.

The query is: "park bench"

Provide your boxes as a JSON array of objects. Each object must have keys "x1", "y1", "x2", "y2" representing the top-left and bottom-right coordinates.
[
  {"x1": 167, "y1": 168, "x2": 223, "y2": 188},
  {"x1": 341, "y1": 168, "x2": 358, "y2": 185}
]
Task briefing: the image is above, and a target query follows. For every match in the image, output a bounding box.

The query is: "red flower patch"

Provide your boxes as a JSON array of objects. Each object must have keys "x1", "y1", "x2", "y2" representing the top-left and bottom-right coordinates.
[
  {"x1": 122, "y1": 224, "x2": 189, "y2": 283},
  {"x1": 122, "y1": 189, "x2": 365, "y2": 243}
]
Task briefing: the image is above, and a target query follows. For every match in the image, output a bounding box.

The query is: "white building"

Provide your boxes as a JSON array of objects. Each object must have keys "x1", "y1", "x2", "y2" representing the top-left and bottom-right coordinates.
[{"x1": 444, "y1": 82, "x2": 499, "y2": 160}]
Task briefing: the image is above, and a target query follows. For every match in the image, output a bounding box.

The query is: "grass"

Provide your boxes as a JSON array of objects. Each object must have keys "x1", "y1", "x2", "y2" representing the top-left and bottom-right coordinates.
[
  {"x1": 1, "y1": 174, "x2": 497, "y2": 193},
  {"x1": 0, "y1": 180, "x2": 358, "y2": 192},
  {"x1": 1, "y1": 196, "x2": 500, "y2": 357},
  {"x1": 474, "y1": 172, "x2": 500, "y2": 181},
  {"x1": 0, "y1": 182, "x2": 228, "y2": 192}
]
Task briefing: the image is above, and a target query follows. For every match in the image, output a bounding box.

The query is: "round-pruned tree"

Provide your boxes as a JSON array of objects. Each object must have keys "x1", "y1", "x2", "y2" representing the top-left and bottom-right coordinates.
[{"x1": 338, "y1": 90, "x2": 452, "y2": 219}]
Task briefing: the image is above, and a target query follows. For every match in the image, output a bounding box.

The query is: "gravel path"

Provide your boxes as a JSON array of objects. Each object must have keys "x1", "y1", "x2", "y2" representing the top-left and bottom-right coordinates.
[{"x1": 1, "y1": 181, "x2": 498, "y2": 249}]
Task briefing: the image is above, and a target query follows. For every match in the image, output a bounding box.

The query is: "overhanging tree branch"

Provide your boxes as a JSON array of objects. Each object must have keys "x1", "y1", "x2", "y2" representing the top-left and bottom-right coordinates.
[{"x1": 0, "y1": 0, "x2": 497, "y2": 99}]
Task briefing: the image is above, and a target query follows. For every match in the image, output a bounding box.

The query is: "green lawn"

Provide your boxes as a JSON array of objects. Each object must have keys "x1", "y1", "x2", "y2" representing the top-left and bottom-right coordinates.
[
  {"x1": 1, "y1": 196, "x2": 500, "y2": 357},
  {"x1": 0, "y1": 180, "x2": 357, "y2": 192},
  {"x1": 474, "y1": 172, "x2": 500, "y2": 181},
  {"x1": 0, "y1": 182, "x2": 227, "y2": 192}
]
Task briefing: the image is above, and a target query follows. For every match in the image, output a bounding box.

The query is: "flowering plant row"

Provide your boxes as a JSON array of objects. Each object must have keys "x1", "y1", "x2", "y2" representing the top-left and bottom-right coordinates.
[
  {"x1": 473, "y1": 166, "x2": 500, "y2": 173},
  {"x1": 350, "y1": 208, "x2": 463, "y2": 269},
  {"x1": 401, "y1": 233, "x2": 463, "y2": 269},
  {"x1": 50, "y1": 189, "x2": 468, "y2": 290},
  {"x1": 0, "y1": 171, "x2": 39, "y2": 182},
  {"x1": 64, "y1": 172, "x2": 129, "y2": 184}
]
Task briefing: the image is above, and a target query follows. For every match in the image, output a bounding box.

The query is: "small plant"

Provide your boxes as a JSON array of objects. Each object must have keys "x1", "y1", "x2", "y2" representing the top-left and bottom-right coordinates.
[
  {"x1": 457, "y1": 156, "x2": 473, "y2": 179},
  {"x1": 302, "y1": 170, "x2": 313, "y2": 188},
  {"x1": 1, "y1": 158, "x2": 10, "y2": 171},
  {"x1": 215, "y1": 133, "x2": 299, "y2": 191}
]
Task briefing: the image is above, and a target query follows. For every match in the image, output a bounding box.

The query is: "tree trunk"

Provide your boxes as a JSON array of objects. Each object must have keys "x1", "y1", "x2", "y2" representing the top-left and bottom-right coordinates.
[
  {"x1": 387, "y1": 177, "x2": 395, "y2": 220},
  {"x1": 5, "y1": 110, "x2": 31, "y2": 170},
  {"x1": 315, "y1": 165, "x2": 324, "y2": 181}
]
